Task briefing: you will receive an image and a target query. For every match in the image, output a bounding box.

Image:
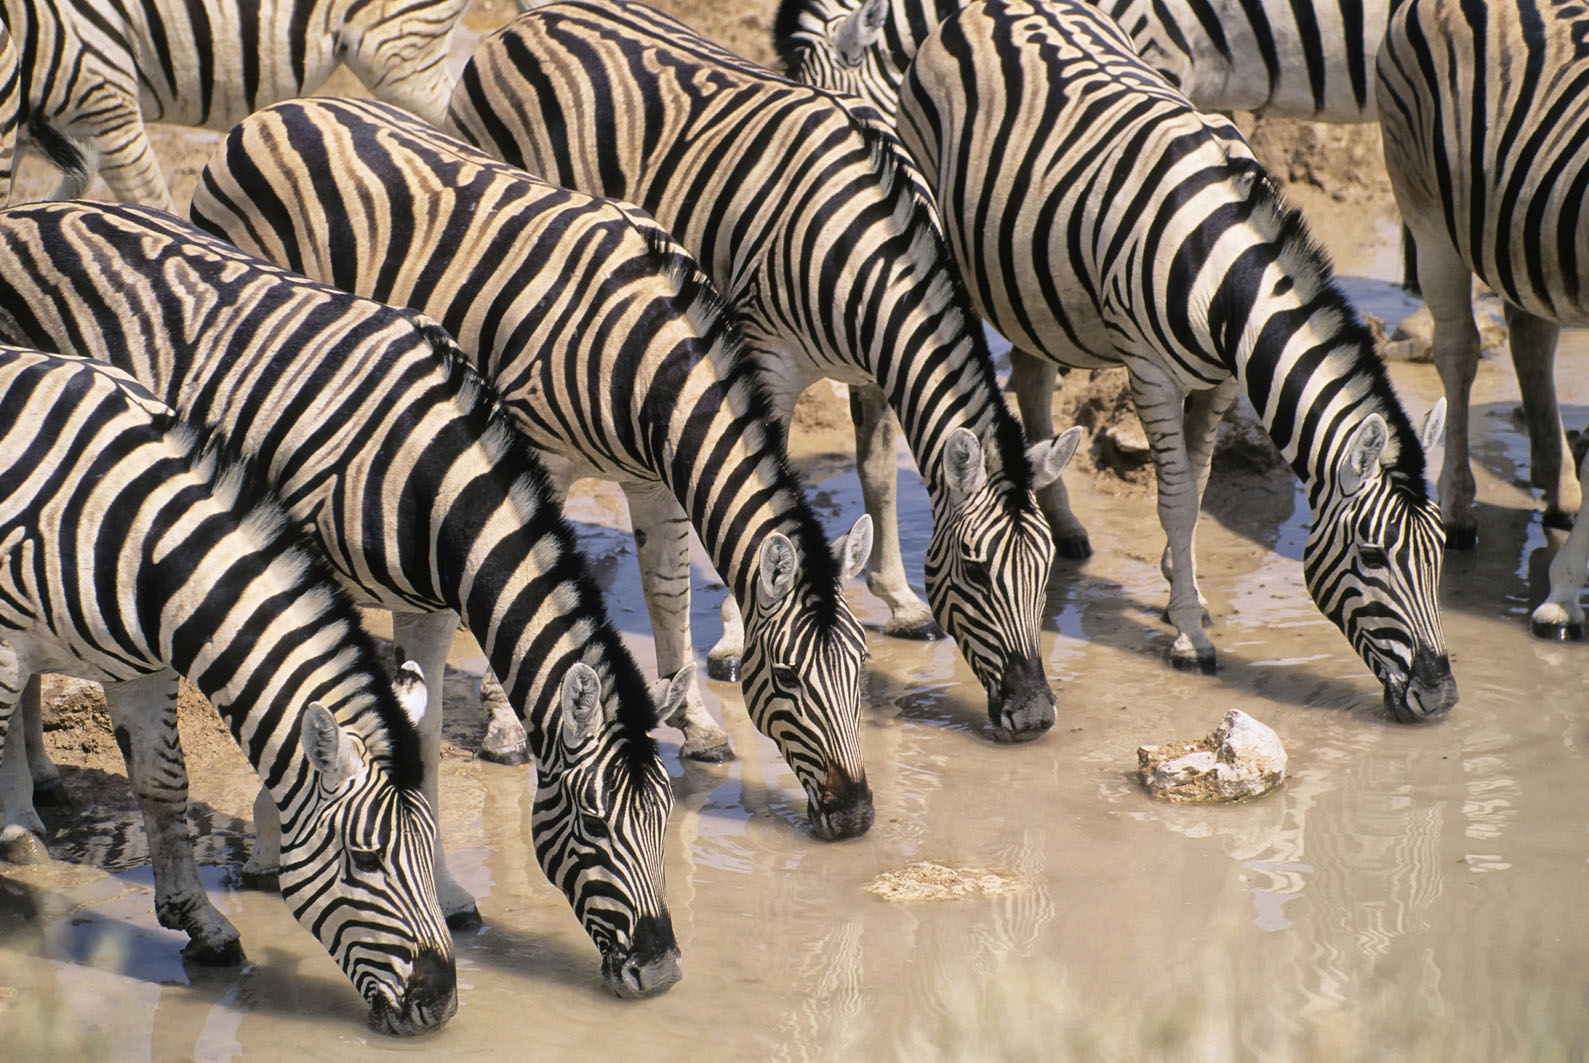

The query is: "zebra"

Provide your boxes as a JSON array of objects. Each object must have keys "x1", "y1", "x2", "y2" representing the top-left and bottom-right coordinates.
[
  {"x1": 0, "y1": 345, "x2": 456, "y2": 1034},
  {"x1": 189, "y1": 95, "x2": 885, "y2": 839},
  {"x1": 1377, "y1": 0, "x2": 1586, "y2": 571},
  {"x1": 891, "y1": 0, "x2": 1457, "y2": 720},
  {"x1": 0, "y1": 22, "x2": 15, "y2": 203},
  {"x1": 0, "y1": 0, "x2": 470, "y2": 212},
  {"x1": 0, "y1": 200, "x2": 684, "y2": 998},
  {"x1": 773, "y1": 0, "x2": 1392, "y2": 122},
  {"x1": 447, "y1": 0, "x2": 1081, "y2": 743}
]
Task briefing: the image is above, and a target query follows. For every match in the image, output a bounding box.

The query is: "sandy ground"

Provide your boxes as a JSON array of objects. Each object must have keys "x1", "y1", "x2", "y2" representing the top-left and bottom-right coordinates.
[{"x1": 13, "y1": 0, "x2": 1415, "y2": 868}]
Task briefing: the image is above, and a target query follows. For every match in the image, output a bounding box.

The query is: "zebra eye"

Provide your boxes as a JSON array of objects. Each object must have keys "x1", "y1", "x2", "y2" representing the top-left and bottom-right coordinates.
[
  {"x1": 1359, "y1": 544, "x2": 1389, "y2": 569},
  {"x1": 579, "y1": 811, "x2": 610, "y2": 839},
  {"x1": 963, "y1": 555, "x2": 990, "y2": 582},
  {"x1": 348, "y1": 846, "x2": 383, "y2": 875},
  {"x1": 772, "y1": 663, "x2": 802, "y2": 692}
]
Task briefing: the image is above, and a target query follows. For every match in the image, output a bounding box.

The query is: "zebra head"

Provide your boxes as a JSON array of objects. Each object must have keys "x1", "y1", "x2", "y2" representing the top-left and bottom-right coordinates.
[
  {"x1": 533, "y1": 662, "x2": 682, "y2": 999},
  {"x1": 1305, "y1": 403, "x2": 1457, "y2": 722},
  {"x1": 279, "y1": 663, "x2": 456, "y2": 1035},
  {"x1": 774, "y1": 0, "x2": 903, "y2": 114},
  {"x1": 742, "y1": 517, "x2": 875, "y2": 840},
  {"x1": 925, "y1": 426, "x2": 1083, "y2": 740}
]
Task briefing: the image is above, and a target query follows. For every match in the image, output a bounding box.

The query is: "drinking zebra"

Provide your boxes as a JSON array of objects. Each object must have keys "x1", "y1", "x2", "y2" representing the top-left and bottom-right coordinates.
[
  {"x1": 0, "y1": 0, "x2": 469, "y2": 211},
  {"x1": 773, "y1": 0, "x2": 1392, "y2": 121},
  {"x1": 448, "y1": 0, "x2": 1079, "y2": 742},
  {"x1": 0, "y1": 346, "x2": 455, "y2": 1033},
  {"x1": 1377, "y1": 0, "x2": 1586, "y2": 568},
  {"x1": 190, "y1": 95, "x2": 883, "y2": 839},
  {"x1": 0, "y1": 201, "x2": 683, "y2": 997},
  {"x1": 892, "y1": 0, "x2": 1456, "y2": 720}
]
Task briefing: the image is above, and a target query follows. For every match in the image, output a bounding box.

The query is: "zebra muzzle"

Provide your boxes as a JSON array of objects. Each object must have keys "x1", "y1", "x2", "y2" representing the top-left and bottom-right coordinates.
[
  {"x1": 602, "y1": 913, "x2": 683, "y2": 999},
  {"x1": 987, "y1": 654, "x2": 1056, "y2": 742},
  {"x1": 808, "y1": 770, "x2": 874, "y2": 840},
  {"x1": 368, "y1": 947, "x2": 458, "y2": 1035},
  {"x1": 1384, "y1": 648, "x2": 1459, "y2": 723}
]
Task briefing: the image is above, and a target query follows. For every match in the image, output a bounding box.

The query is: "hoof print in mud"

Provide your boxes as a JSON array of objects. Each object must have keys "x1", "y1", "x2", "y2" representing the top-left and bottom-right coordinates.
[{"x1": 1137, "y1": 708, "x2": 1286, "y2": 803}]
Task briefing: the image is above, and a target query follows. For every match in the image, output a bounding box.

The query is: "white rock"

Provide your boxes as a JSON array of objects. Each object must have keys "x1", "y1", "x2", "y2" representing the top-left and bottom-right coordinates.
[{"x1": 1137, "y1": 708, "x2": 1287, "y2": 803}]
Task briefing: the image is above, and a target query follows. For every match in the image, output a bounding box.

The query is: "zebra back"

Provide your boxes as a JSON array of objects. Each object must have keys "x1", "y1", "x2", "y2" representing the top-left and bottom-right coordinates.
[
  {"x1": 897, "y1": 0, "x2": 1453, "y2": 718},
  {"x1": 774, "y1": 0, "x2": 1390, "y2": 121},
  {"x1": 0, "y1": 345, "x2": 455, "y2": 1031},
  {"x1": 450, "y1": 1, "x2": 1076, "y2": 744},
  {"x1": 1, "y1": 0, "x2": 469, "y2": 208},
  {"x1": 1377, "y1": 0, "x2": 1589, "y2": 325},
  {"x1": 0, "y1": 200, "x2": 676, "y2": 973}
]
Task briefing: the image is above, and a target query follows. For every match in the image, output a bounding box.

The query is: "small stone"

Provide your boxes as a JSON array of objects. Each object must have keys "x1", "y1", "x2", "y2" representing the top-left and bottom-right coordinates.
[
  {"x1": 863, "y1": 861, "x2": 1027, "y2": 902},
  {"x1": 1137, "y1": 708, "x2": 1286, "y2": 803}
]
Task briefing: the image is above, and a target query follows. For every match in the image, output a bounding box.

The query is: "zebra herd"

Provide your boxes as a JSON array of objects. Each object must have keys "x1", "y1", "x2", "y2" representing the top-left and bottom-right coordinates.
[{"x1": 0, "y1": 0, "x2": 1582, "y2": 1035}]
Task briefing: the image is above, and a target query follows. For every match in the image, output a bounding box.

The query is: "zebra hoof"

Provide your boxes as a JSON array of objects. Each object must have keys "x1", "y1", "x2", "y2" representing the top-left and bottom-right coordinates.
[
  {"x1": 238, "y1": 865, "x2": 280, "y2": 892},
  {"x1": 1543, "y1": 506, "x2": 1577, "y2": 532},
  {"x1": 1443, "y1": 524, "x2": 1478, "y2": 550},
  {"x1": 0, "y1": 825, "x2": 48, "y2": 865},
  {"x1": 183, "y1": 935, "x2": 245, "y2": 966},
  {"x1": 32, "y1": 777, "x2": 68, "y2": 806},
  {"x1": 1168, "y1": 649, "x2": 1217, "y2": 675},
  {"x1": 476, "y1": 743, "x2": 530, "y2": 767},
  {"x1": 882, "y1": 615, "x2": 944, "y2": 641},
  {"x1": 446, "y1": 906, "x2": 483, "y2": 932},
  {"x1": 706, "y1": 656, "x2": 741, "y2": 683},
  {"x1": 681, "y1": 741, "x2": 734, "y2": 764},
  {"x1": 1055, "y1": 534, "x2": 1092, "y2": 561},
  {"x1": 1530, "y1": 617, "x2": 1583, "y2": 641}
]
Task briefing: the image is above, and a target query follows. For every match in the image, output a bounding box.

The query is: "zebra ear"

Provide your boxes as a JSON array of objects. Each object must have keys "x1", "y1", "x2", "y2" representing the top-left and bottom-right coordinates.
[
  {"x1": 943, "y1": 427, "x2": 988, "y2": 507},
  {"x1": 302, "y1": 703, "x2": 363, "y2": 790},
  {"x1": 836, "y1": 0, "x2": 888, "y2": 65},
  {"x1": 560, "y1": 663, "x2": 603, "y2": 750},
  {"x1": 1419, "y1": 398, "x2": 1447, "y2": 452},
  {"x1": 758, "y1": 533, "x2": 799, "y2": 605},
  {"x1": 394, "y1": 660, "x2": 427, "y2": 727},
  {"x1": 1338, "y1": 413, "x2": 1390, "y2": 496},
  {"x1": 648, "y1": 662, "x2": 695, "y2": 728},
  {"x1": 1029, "y1": 426, "x2": 1084, "y2": 491},
  {"x1": 831, "y1": 514, "x2": 873, "y2": 585}
]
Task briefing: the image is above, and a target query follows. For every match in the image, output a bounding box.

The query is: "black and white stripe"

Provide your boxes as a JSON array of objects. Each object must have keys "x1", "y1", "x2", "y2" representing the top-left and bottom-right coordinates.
[
  {"x1": 774, "y1": 0, "x2": 1391, "y2": 121},
  {"x1": 191, "y1": 94, "x2": 880, "y2": 840},
  {"x1": 0, "y1": 346, "x2": 455, "y2": 1033},
  {"x1": 0, "y1": 0, "x2": 469, "y2": 211},
  {"x1": 1377, "y1": 0, "x2": 1587, "y2": 578},
  {"x1": 0, "y1": 201, "x2": 682, "y2": 997},
  {"x1": 448, "y1": 0, "x2": 1080, "y2": 742},
  {"x1": 0, "y1": 23, "x2": 16, "y2": 203},
  {"x1": 894, "y1": 0, "x2": 1456, "y2": 720}
]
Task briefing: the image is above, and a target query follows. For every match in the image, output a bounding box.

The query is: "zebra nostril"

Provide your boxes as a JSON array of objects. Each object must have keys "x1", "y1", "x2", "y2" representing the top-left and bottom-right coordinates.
[{"x1": 404, "y1": 948, "x2": 456, "y2": 1010}]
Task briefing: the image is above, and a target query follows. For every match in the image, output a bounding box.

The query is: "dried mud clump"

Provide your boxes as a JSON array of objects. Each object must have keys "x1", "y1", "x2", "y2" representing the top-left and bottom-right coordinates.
[
  {"x1": 1137, "y1": 708, "x2": 1287, "y2": 803},
  {"x1": 864, "y1": 861, "x2": 1029, "y2": 902}
]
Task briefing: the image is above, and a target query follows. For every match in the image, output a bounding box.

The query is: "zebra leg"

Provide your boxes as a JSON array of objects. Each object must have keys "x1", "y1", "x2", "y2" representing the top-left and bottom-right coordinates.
[
  {"x1": 68, "y1": 87, "x2": 172, "y2": 212},
  {"x1": 1011, "y1": 349, "x2": 1092, "y2": 559},
  {"x1": 104, "y1": 671, "x2": 243, "y2": 963},
  {"x1": 1418, "y1": 237, "x2": 1484, "y2": 548},
  {"x1": 391, "y1": 611, "x2": 481, "y2": 930},
  {"x1": 709, "y1": 596, "x2": 746, "y2": 683},
  {"x1": 625, "y1": 483, "x2": 733, "y2": 762},
  {"x1": 20, "y1": 674, "x2": 64, "y2": 804},
  {"x1": 1530, "y1": 447, "x2": 1589, "y2": 640},
  {"x1": 1160, "y1": 380, "x2": 1241, "y2": 626},
  {"x1": 1505, "y1": 305, "x2": 1580, "y2": 530},
  {"x1": 477, "y1": 670, "x2": 529, "y2": 765},
  {"x1": 0, "y1": 645, "x2": 48, "y2": 864},
  {"x1": 851, "y1": 383, "x2": 942, "y2": 639},
  {"x1": 1129, "y1": 370, "x2": 1215, "y2": 673}
]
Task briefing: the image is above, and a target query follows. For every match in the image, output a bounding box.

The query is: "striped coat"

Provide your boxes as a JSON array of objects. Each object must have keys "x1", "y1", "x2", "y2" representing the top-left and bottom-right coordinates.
[{"x1": 0, "y1": 345, "x2": 455, "y2": 1033}]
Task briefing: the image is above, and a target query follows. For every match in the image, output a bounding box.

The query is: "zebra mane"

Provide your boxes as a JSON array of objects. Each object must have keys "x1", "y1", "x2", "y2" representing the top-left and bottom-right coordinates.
[
  {"x1": 631, "y1": 225, "x2": 849, "y2": 623},
  {"x1": 1238, "y1": 161, "x2": 1429, "y2": 496},
  {"x1": 406, "y1": 315, "x2": 665, "y2": 760},
  {"x1": 772, "y1": 0, "x2": 829, "y2": 74},
  {"x1": 170, "y1": 421, "x2": 428, "y2": 791},
  {"x1": 846, "y1": 108, "x2": 1040, "y2": 504}
]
